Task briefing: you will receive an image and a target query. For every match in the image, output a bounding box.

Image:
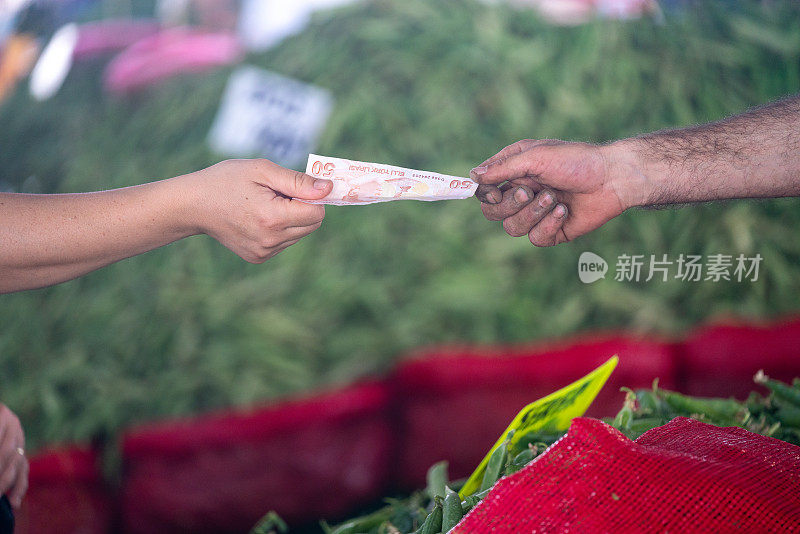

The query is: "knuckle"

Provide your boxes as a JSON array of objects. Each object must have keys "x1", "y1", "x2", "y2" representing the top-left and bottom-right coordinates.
[
  {"x1": 495, "y1": 205, "x2": 519, "y2": 220},
  {"x1": 243, "y1": 247, "x2": 267, "y2": 264},
  {"x1": 260, "y1": 237, "x2": 279, "y2": 249},
  {"x1": 538, "y1": 188, "x2": 556, "y2": 203},
  {"x1": 259, "y1": 216, "x2": 281, "y2": 232},
  {"x1": 513, "y1": 139, "x2": 533, "y2": 152},
  {"x1": 528, "y1": 232, "x2": 548, "y2": 247},
  {"x1": 292, "y1": 170, "x2": 307, "y2": 192},
  {"x1": 528, "y1": 204, "x2": 549, "y2": 221},
  {"x1": 309, "y1": 206, "x2": 325, "y2": 223},
  {"x1": 502, "y1": 218, "x2": 525, "y2": 237},
  {"x1": 540, "y1": 187, "x2": 556, "y2": 198},
  {"x1": 481, "y1": 204, "x2": 501, "y2": 221},
  {"x1": 534, "y1": 190, "x2": 554, "y2": 207}
]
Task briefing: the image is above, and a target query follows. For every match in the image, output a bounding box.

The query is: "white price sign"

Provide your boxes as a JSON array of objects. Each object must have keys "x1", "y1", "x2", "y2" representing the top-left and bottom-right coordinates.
[{"x1": 208, "y1": 66, "x2": 333, "y2": 168}]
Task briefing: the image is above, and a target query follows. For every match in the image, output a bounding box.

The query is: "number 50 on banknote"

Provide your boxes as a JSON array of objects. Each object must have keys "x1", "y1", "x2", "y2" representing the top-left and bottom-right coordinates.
[{"x1": 304, "y1": 154, "x2": 478, "y2": 206}]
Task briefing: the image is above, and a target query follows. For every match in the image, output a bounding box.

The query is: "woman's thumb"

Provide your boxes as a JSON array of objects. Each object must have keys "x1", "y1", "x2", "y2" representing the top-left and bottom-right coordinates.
[{"x1": 272, "y1": 169, "x2": 333, "y2": 199}]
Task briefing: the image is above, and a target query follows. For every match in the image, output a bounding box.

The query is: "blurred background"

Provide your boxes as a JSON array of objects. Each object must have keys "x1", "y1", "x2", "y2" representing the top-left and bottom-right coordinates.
[{"x1": 1, "y1": 0, "x2": 799, "y2": 532}]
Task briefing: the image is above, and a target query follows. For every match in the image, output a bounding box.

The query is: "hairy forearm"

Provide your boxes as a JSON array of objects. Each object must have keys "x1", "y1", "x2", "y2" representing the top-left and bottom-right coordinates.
[
  {"x1": 0, "y1": 176, "x2": 197, "y2": 293},
  {"x1": 610, "y1": 94, "x2": 800, "y2": 208}
]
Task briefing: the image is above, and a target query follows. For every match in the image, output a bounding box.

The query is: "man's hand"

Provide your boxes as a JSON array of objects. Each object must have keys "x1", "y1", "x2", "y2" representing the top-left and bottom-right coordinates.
[
  {"x1": 472, "y1": 139, "x2": 638, "y2": 246},
  {"x1": 186, "y1": 159, "x2": 332, "y2": 263},
  {"x1": 473, "y1": 95, "x2": 800, "y2": 246},
  {"x1": 0, "y1": 405, "x2": 27, "y2": 509}
]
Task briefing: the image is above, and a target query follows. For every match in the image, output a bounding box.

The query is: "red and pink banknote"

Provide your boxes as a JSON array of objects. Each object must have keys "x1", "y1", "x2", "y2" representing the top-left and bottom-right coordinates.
[{"x1": 305, "y1": 154, "x2": 478, "y2": 205}]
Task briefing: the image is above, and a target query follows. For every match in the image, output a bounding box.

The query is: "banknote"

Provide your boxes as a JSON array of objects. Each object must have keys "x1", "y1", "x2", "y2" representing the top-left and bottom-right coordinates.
[{"x1": 304, "y1": 153, "x2": 478, "y2": 205}]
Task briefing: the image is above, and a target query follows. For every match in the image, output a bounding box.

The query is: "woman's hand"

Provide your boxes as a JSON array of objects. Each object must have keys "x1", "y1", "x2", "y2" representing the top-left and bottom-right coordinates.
[{"x1": 185, "y1": 159, "x2": 333, "y2": 263}]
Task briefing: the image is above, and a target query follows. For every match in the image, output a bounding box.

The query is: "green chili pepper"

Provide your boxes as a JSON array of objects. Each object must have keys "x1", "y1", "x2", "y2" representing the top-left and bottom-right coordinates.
[
  {"x1": 635, "y1": 389, "x2": 660, "y2": 415},
  {"x1": 513, "y1": 429, "x2": 563, "y2": 451},
  {"x1": 387, "y1": 501, "x2": 415, "y2": 533},
  {"x1": 479, "y1": 440, "x2": 508, "y2": 492},
  {"x1": 745, "y1": 392, "x2": 766, "y2": 415},
  {"x1": 441, "y1": 487, "x2": 464, "y2": 533},
  {"x1": 613, "y1": 388, "x2": 639, "y2": 431},
  {"x1": 612, "y1": 405, "x2": 633, "y2": 431},
  {"x1": 415, "y1": 500, "x2": 443, "y2": 534},
  {"x1": 628, "y1": 417, "x2": 667, "y2": 434},
  {"x1": 250, "y1": 511, "x2": 288, "y2": 534},
  {"x1": 755, "y1": 370, "x2": 800, "y2": 408},
  {"x1": 426, "y1": 461, "x2": 449, "y2": 501},
  {"x1": 461, "y1": 489, "x2": 490, "y2": 513},
  {"x1": 658, "y1": 388, "x2": 745, "y2": 422},
  {"x1": 327, "y1": 519, "x2": 374, "y2": 534},
  {"x1": 514, "y1": 446, "x2": 536, "y2": 466},
  {"x1": 328, "y1": 508, "x2": 393, "y2": 534},
  {"x1": 506, "y1": 447, "x2": 536, "y2": 474},
  {"x1": 776, "y1": 404, "x2": 800, "y2": 427}
]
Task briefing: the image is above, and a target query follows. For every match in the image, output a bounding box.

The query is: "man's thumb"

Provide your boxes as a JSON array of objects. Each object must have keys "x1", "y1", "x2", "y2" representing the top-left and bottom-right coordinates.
[
  {"x1": 274, "y1": 169, "x2": 333, "y2": 199},
  {"x1": 470, "y1": 144, "x2": 552, "y2": 185}
]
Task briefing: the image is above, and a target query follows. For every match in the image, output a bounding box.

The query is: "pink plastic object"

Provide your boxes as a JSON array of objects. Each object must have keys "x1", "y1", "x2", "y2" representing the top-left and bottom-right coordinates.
[
  {"x1": 73, "y1": 19, "x2": 161, "y2": 60},
  {"x1": 104, "y1": 28, "x2": 242, "y2": 93}
]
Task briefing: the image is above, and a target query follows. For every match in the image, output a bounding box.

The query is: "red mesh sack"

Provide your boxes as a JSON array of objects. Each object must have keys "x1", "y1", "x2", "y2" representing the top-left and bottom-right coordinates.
[
  {"x1": 455, "y1": 417, "x2": 800, "y2": 533},
  {"x1": 120, "y1": 381, "x2": 392, "y2": 533},
  {"x1": 680, "y1": 317, "x2": 800, "y2": 399},
  {"x1": 392, "y1": 334, "x2": 676, "y2": 487},
  {"x1": 16, "y1": 445, "x2": 115, "y2": 534}
]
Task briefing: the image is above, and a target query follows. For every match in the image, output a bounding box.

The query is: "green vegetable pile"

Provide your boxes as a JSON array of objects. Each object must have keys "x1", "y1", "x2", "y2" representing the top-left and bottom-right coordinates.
[
  {"x1": 263, "y1": 372, "x2": 800, "y2": 534},
  {"x1": 1, "y1": 0, "x2": 799, "y2": 454},
  {"x1": 614, "y1": 372, "x2": 800, "y2": 444}
]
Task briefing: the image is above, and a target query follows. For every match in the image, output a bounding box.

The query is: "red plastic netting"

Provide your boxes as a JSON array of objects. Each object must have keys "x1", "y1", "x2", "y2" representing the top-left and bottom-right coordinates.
[{"x1": 454, "y1": 417, "x2": 800, "y2": 533}]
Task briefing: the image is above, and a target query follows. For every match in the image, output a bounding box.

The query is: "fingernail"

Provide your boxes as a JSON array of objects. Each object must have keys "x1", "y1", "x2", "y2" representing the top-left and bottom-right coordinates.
[
  {"x1": 514, "y1": 188, "x2": 529, "y2": 203},
  {"x1": 470, "y1": 166, "x2": 487, "y2": 176},
  {"x1": 539, "y1": 193, "x2": 553, "y2": 208},
  {"x1": 554, "y1": 204, "x2": 567, "y2": 218},
  {"x1": 487, "y1": 190, "x2": 502, "y2": 204},
  {"x1": 313, "y1": 179, "x2": 330, "y2": 190}
]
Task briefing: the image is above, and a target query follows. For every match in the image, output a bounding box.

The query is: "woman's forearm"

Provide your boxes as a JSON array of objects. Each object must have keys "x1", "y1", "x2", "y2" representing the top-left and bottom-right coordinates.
[
  {"x1": 0, "y1": 159, "x2": 333, "y2": 294},
  {"x1": 0, "y1": 176, "x2": 196, "y2": 293}
]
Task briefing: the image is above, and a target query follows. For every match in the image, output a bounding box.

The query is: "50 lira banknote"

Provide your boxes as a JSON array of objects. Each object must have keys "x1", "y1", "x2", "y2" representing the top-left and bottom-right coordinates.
[{"x1": 304, "y1": 154, "x2": 478, "y2": 205}]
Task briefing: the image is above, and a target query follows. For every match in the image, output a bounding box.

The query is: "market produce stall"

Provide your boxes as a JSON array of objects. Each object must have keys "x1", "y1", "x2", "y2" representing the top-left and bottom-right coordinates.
[
  {"x1": 2, "y1": 1, "x2": 800, "y2": 533},
  {"x1": 11, "y1": 317, "x2": 800, "y2": 533},
  {"x1": 320, "y1": 372, "x2": 800, "y2": 534}
]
